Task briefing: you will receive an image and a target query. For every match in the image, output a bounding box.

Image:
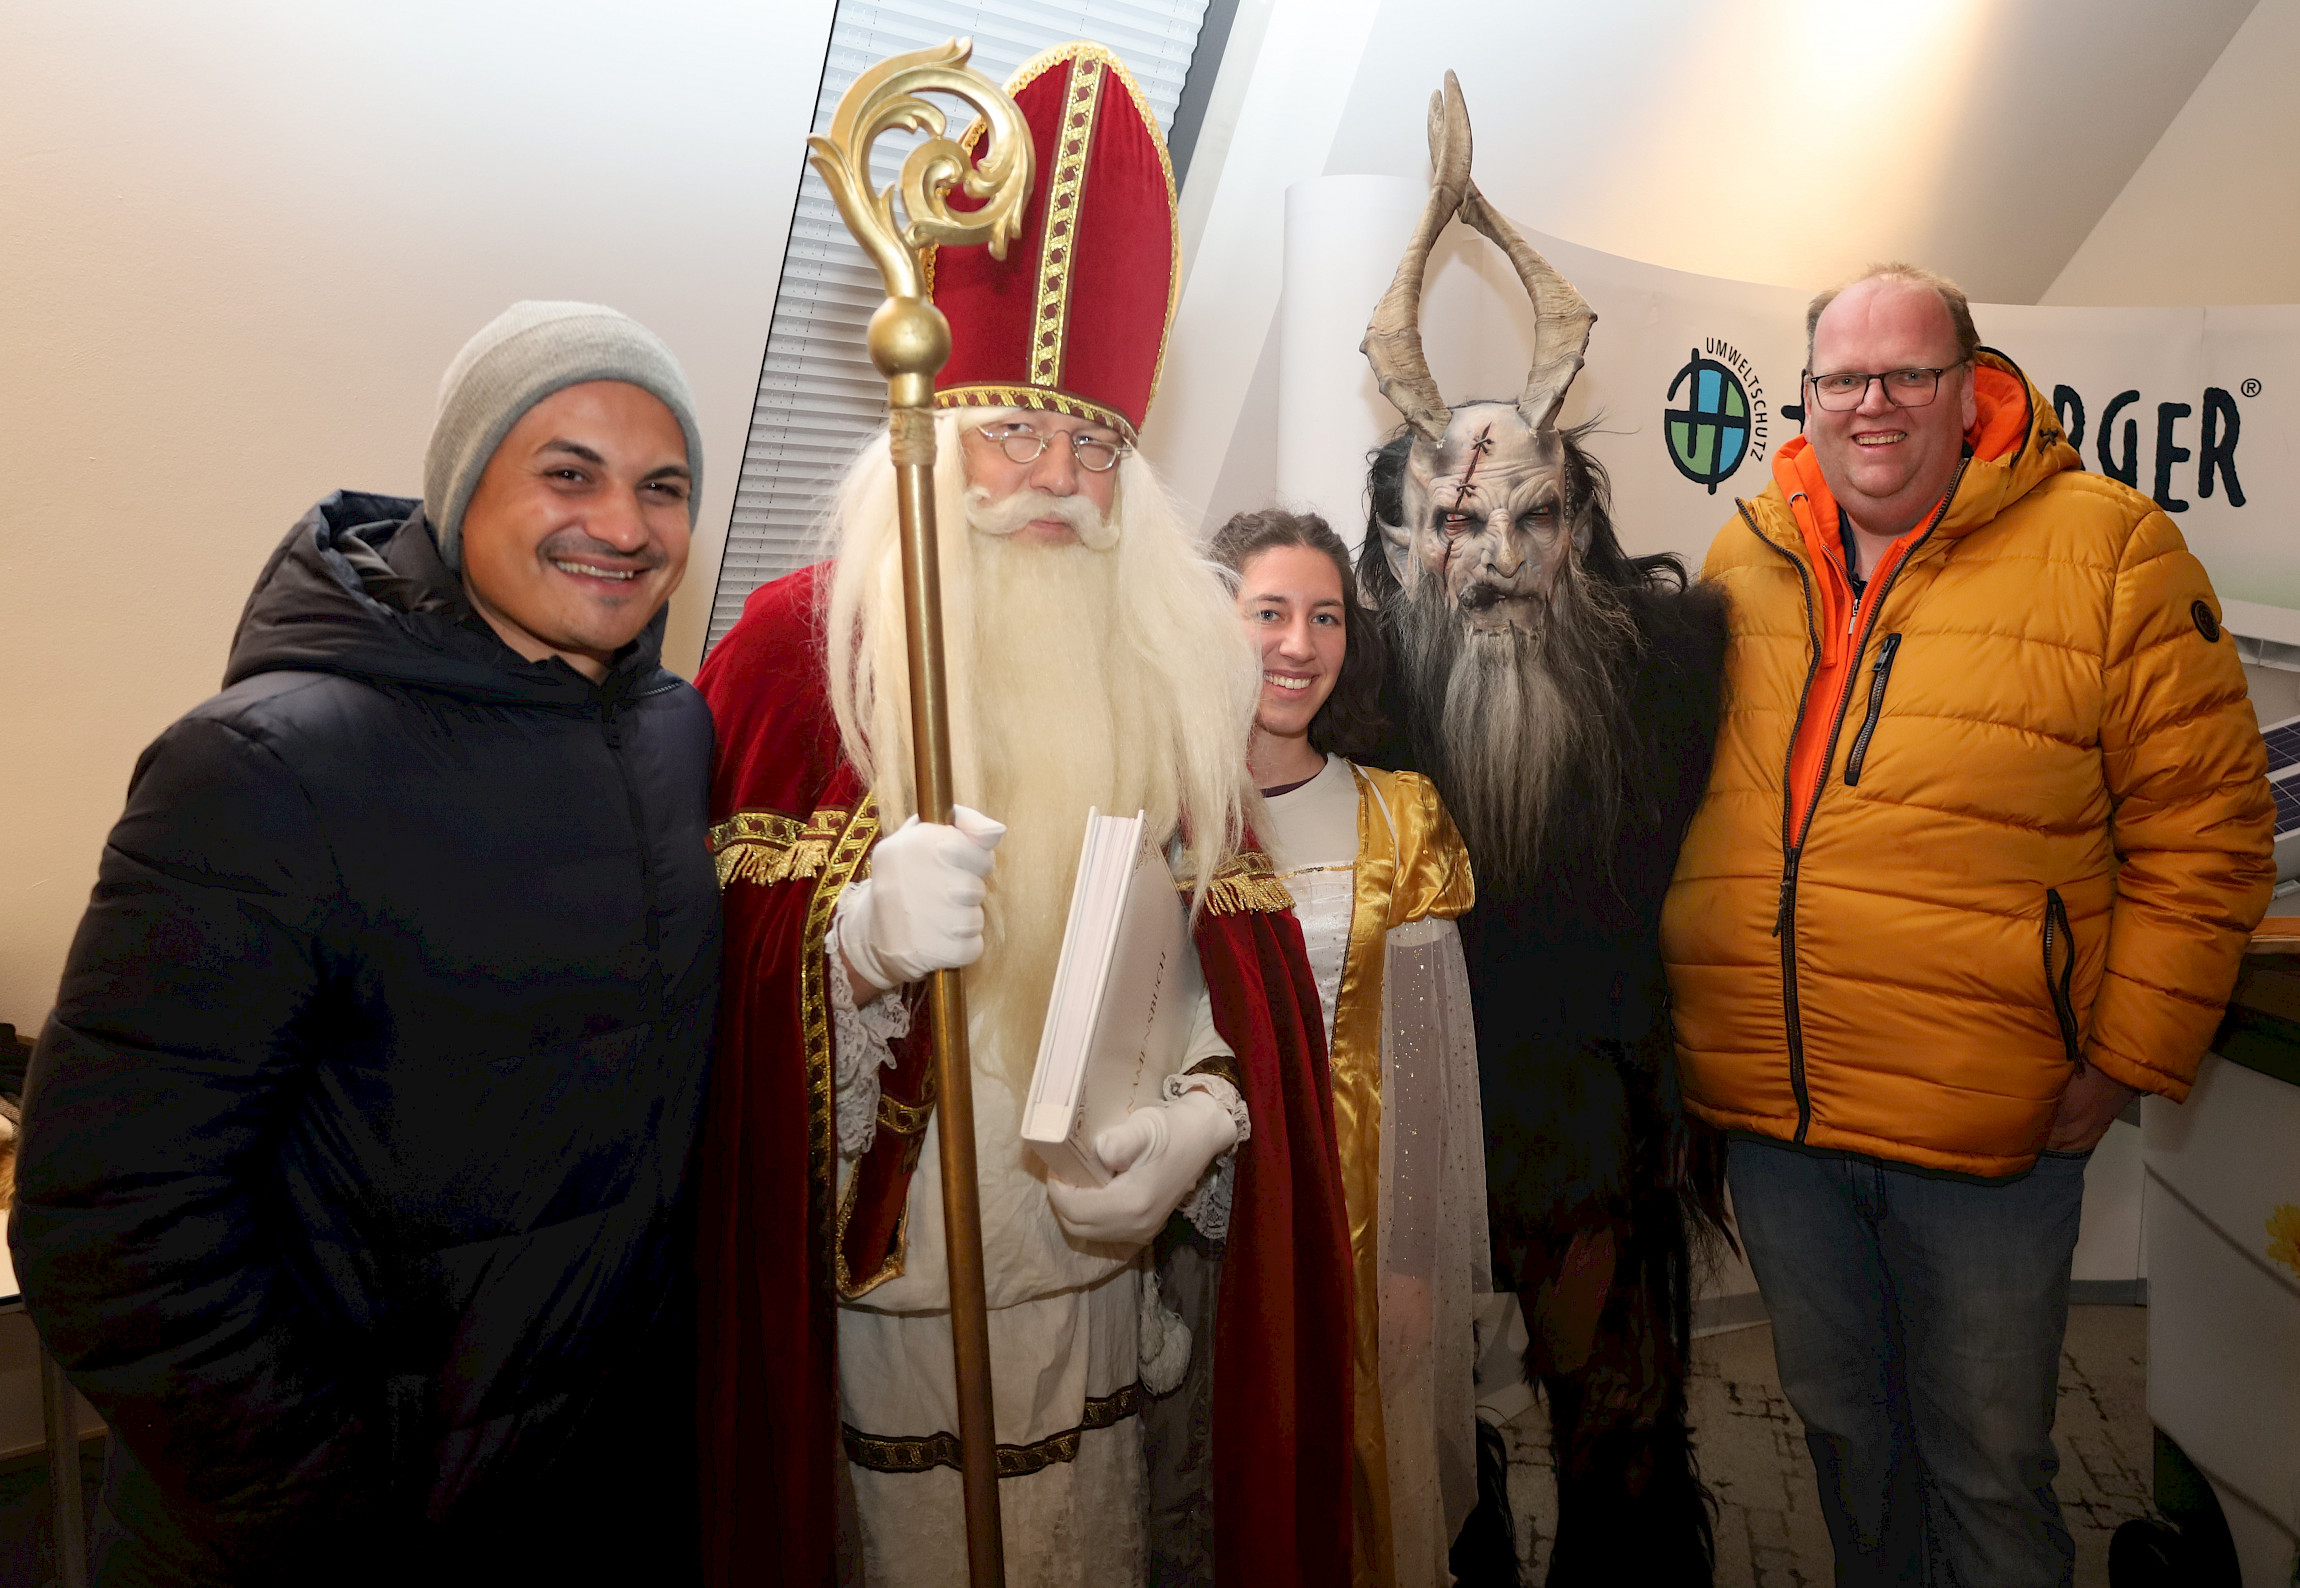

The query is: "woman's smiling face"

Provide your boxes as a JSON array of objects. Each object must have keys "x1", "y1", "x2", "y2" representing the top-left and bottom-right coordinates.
[{"x1": 1236, "y1": 543, "x2": 1347, "y2": 743}]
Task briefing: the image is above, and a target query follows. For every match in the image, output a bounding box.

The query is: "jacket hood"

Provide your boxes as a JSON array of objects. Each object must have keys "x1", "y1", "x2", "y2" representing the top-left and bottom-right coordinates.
[
  {"x1": 1758, "y1": 349, "x2": 2081, "y2": 552},
  {"x1": 224, "y1": 491, "x2": 672, "y2": 707}
]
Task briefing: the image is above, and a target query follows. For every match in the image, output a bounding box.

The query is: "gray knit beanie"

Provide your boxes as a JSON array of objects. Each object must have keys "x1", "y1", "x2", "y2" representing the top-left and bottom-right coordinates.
[{"x1": 423, "y1": 300, "x2": 704, "y2": 568}]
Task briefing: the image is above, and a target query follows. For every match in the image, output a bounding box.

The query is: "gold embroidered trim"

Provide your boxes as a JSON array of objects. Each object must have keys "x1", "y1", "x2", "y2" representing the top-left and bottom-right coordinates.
[
  {"x1": 995, "y1": 43, "x2": 1179, "y2": 416},
  {"x1": 842, "y1": 1382, "x2": 1147, "y2": 1478},
  {"x1": 929, "y1": 41, "x2": 1075, "y2": 299},
  {"x1": 1176, "y1": 849, "x2": 1295, "y2": 915},
  {"x1": 875, "y1": 1084, "x2": 936, "y2": 1137},
  {"x1": 932, "y1": 384, "x2": 1137, "y2": 446},
  {"x1": 925, "y1": 42, "x2": 1172, "y2": 437},
  {"x1": 795, "y1": 795, "x2": 908, "y2": 1302},
  {"x1": 1030, "y1": 56, "x2": 1103, "y2": 391},
  {"x1": 803, "y1": 798, "x2": 874, "y2": 1238},
  {"x1": 1184, "y1": 1053, "x2": 1242, "y2": 1092},
  {"x1": 711, "y1": 807, "x2": 849, "y2": 890}
]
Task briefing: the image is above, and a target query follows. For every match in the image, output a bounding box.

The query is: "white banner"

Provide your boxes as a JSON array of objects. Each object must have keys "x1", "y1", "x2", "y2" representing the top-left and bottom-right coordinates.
[{"x1": 1276, "y1": 179, "x2": 2300, "y2": 616}]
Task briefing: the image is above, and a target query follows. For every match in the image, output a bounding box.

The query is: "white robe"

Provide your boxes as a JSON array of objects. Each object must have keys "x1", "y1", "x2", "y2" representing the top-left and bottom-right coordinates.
[{"x1": 829, "y1": 949, "x2": 1233, "y2": 1587}]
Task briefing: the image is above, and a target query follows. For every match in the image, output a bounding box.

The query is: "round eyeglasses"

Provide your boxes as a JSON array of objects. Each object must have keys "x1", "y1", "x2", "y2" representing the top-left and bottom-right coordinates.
[
  {"x1": 973, "y1": 423, "x2": 1131, "y2": 473},
  {"x1": 1805, "y1": 363, "x2": 1966, "y2": 411}
]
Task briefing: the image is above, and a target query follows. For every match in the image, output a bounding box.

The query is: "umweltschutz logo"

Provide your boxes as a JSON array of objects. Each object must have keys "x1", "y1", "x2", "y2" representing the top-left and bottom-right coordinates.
[{"x1": 1666, "y1": 340, "x2": 1773, "y2": 494}]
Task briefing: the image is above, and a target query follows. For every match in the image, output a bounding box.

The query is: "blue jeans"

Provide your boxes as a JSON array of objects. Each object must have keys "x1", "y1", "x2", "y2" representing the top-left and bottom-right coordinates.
[{"x1": 1727, "y1": 1137, "x2": 2088, "y2": 1588}]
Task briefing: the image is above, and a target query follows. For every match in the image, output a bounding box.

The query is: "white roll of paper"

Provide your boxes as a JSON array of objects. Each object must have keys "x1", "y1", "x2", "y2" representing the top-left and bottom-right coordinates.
[{"x1": 1276, "y1": 175, "x2": 1427, "y2": 553}]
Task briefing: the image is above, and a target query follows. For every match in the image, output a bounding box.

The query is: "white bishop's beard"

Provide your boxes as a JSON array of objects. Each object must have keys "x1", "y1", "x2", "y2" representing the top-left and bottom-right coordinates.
[
  {"x1": 954, "y1": 535, "x2": 1160, "y2": 1087},
  {"x1": 824, "y1": 416, "x2": 1257, "y2": 1090}
]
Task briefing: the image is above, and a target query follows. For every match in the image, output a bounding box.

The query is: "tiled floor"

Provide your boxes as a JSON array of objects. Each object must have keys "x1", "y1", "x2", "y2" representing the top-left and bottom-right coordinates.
[{"x1": 1491, "y1": 1304, "x2": 2153, "y2": 1585}]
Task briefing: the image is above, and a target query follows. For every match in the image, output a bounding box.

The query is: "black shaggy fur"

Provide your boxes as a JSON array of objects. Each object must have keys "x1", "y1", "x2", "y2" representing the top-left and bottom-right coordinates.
[{"x1": 1362, "y1": 426, "x2": 1732, "y2": 1585}]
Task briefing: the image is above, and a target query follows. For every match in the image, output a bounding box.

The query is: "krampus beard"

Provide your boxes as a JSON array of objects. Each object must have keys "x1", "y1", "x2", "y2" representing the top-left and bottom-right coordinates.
[{"x1": 1392, "y1": 560, "x2": 1639, "y2": 888}]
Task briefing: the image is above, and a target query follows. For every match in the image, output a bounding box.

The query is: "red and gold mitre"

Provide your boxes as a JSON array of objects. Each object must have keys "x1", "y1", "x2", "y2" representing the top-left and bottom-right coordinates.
[{"x1": 929, "y1": 43, "x2": 1179, "y2": 444}]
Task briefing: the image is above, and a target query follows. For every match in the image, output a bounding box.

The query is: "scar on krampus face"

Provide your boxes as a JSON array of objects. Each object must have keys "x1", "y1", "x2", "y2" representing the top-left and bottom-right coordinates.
[
  {"x1": 1361, "y1": 71, "x2": 1597, "y2": 639},
  {"x1": 1388, "y1": 405, "x2": 1579, "y2": 634}
]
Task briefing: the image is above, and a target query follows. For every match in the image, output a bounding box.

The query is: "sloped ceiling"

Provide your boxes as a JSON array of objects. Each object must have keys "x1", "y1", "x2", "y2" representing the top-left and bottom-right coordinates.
[
  {"x1": 1322, "y1": 0, "x2": 2260, "y2": 305},
  {"x1": 2046, "y1": 0, "x2": 2300, "y2": 305}
]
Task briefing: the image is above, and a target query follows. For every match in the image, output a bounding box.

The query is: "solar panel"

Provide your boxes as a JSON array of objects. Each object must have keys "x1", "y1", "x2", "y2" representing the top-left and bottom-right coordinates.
[
  {"x1": 2274, "y1": 778, "x2": 2300, "y2": 837},
  {"x1": 2264, "y1": 717, "x2": 2300, "y2": 776}
]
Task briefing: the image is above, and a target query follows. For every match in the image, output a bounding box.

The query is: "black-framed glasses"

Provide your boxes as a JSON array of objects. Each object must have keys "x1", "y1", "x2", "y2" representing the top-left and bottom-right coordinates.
[
  {"x1": 1804, "y1": 362, "x2": 1966, "y2": 411},
  {"x1": 973, "y1": 423, "x2": 1131, "y2": 473}
]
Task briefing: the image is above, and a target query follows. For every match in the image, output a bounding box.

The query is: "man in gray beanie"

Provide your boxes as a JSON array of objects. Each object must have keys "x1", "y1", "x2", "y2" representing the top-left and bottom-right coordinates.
[{"x1": 13, "y1": 302, "x2": 721, "y2": 1586}]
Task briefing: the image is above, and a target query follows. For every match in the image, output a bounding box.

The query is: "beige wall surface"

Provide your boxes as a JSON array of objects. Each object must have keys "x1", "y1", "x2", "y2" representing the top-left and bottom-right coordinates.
[
  {"x1": 1146, "y1": 0, "x2": 2261, "y2": 534},
  {"x1": 0, "y1": 1, "x2": 834, "y2": 1031},
  {"x1": 11, "y1": 0, "x2": 2296, "y2": 1033},
  {"x1": 2045, "y1": 0, "x2": 2300, "y2": 306},
  {"x1": 1319, "y1": 0, "x2": 2259, "y2": 307}
]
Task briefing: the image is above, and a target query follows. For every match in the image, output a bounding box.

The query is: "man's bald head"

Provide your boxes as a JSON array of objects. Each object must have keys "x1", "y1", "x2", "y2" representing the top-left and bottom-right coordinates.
[{"x1": 1806, "y1": 262, "x2": 1979, "y2": 372}]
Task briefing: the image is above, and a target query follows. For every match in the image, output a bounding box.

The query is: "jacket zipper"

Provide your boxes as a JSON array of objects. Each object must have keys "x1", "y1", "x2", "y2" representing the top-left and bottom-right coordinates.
[
  {"x1": 1750, "y1": 501, "x2": 1824, "y2": 1141},
  {"x1": 1754, "y1": 452, "x2": 1970, "y2": 1142},
  {"x1": 1841, "y1": 633, "x2": 1903, "y2": 787},
  {"x1": 2042, "y1": 887, "x2": 2084, "y2": 1071}
]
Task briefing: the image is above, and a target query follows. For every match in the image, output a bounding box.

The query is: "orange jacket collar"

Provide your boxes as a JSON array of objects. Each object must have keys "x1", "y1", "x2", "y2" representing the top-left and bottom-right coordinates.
[{"x1": 1770, "y1": 355, "x2": 2055, "y2": 566}]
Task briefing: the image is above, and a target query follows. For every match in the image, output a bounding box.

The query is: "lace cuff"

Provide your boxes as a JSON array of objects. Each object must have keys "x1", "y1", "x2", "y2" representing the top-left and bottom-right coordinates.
[
  {"x1": 1166, "y1": 1070, "x2": 1249, "y2": 1141},
  {"x1": 1164, "y1": 1071, "x2": 1247, "y2": 1240},
  {"x1": 827, "y1": 917, "x2": 909, "y2": 1158}
]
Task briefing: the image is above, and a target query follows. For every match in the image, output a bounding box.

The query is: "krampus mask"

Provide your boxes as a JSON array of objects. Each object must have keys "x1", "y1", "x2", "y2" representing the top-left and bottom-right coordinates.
[
  {"x1": 1360, "y1": 78, "x2": 1732, "y2": 1585},
  {"x1": 1363, "y1": 72, "x2": 1597, "y2": 627},
  {"x1": 1361, "y1": 73, "x2": 1651, "y2": 888}
]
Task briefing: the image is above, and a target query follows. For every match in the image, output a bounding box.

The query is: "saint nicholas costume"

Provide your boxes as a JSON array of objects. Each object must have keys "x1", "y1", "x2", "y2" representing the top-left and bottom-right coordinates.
[{"x1": 694, "y1": 45, "x2": 1355, "y2": 1588}]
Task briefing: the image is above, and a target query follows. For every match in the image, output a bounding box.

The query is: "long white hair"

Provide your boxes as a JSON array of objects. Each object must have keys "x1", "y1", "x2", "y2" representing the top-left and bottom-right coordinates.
[{"x1": 822, "y1": 411, "x2": 1259, "y2": 1080}]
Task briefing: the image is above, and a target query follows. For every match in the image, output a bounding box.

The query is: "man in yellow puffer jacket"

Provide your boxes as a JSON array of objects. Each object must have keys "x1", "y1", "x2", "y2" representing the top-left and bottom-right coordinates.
[{"x1": 1661, "y1": 264, "x2": 2275, "y2": 1587}]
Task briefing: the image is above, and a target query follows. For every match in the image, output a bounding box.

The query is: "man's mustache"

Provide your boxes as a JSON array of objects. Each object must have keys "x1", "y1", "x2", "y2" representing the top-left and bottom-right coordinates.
[
  {"x1": 962, "y1": 485, "x2": 1113, "y2": 548},
  {"x1": 537, "y1": 529, "x2": 670, "y2": 571}
]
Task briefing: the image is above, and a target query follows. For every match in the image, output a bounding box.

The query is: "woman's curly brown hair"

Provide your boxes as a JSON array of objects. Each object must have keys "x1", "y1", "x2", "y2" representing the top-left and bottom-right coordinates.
[{"x1": 1208, "y1": 509, "x2": 1388, "y2": 759}]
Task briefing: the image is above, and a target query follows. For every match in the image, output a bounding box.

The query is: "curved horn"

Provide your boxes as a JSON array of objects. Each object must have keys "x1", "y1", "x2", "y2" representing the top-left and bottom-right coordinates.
[
  {"x1": 1457, "y1": 180, "x2": 1595, "y2": 432},
  {"x1": 1360, "y1": 73, "x2": 1473, "y2": 443}
]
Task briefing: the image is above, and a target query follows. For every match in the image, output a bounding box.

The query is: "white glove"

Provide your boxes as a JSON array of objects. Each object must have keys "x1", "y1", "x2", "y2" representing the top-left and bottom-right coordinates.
[
  {"x1": 1044, "y1": 1089, "x2": 1239, "y2": 1247},
  {"x1": 837, "y1": 807, "x2": 1005, "y2": 994}
]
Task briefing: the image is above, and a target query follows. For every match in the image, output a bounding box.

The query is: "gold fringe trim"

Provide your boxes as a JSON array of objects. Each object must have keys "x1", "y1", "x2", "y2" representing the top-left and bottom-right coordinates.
[
  {"x1": 711, "y1": 807, "x2": 850, "y2": 891},
  {"x1": 1176, "y1": 849, "x2": 1294, "y2": 915},
  {"x1": 842, "y1": 1382, "x2": 1147, "y2": 1478}
]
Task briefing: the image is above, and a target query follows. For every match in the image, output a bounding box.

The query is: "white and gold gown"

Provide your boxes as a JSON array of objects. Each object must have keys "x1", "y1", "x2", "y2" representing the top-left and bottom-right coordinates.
[{"x1": 1261, "y1": 754, "x2": 1489, "y2": 1588}]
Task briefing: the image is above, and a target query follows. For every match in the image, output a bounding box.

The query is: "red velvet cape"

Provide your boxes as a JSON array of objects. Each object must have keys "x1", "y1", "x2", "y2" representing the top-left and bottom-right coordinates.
[{"x1": 693, "y1": 564, "x2": 1355, "y2": 1585}]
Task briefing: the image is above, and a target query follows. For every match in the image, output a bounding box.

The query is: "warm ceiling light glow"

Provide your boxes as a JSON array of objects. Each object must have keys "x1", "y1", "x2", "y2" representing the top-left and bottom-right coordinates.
[{"x1": 1790, "y1": 0, "x2": 1991, "y2": 92}]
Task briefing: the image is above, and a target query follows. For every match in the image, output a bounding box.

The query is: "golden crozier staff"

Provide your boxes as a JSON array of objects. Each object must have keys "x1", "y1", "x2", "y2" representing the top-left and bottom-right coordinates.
[{"x1": 804, "y1": 40, "x2": 1035, "y2": 1585}]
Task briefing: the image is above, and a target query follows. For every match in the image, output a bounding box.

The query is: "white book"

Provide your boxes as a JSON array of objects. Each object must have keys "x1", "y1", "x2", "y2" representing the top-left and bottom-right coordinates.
[{"x1": 1021, "y1": 809, "x2": 1198, "y2": 1187}]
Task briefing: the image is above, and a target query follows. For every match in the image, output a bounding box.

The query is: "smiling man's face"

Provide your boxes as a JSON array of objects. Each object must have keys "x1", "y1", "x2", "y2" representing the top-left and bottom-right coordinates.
[
  {"x1": 1805, "y1": 278, "x2": 1976, "y2": 539},
  {"x1": 458, "y1": 380, "x2": 692, "y2": 680}
]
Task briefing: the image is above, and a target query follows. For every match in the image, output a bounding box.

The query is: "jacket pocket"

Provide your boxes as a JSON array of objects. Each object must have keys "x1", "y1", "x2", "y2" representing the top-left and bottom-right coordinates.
[
  {"x1": 2041, "y1": 887, "x2": 2084, "y2": 1070},
  {"x1": 1841, "y1": 632, "x2": 1902, "y2": 787}
]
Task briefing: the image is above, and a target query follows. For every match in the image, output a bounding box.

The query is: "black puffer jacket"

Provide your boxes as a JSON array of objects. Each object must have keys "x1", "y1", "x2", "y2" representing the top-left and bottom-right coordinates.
[{"x1": 13, "y1": 494, "x2": 720, "y2": 1584}]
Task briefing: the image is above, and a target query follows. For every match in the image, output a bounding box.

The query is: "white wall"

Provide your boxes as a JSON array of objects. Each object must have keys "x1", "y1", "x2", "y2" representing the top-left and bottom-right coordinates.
[
  {"x1": 2045, "y1": 0, "x2": 2300, "y2": 306},
  {"x1": 1320, "y1": 0, "x2": 2255, "y2": 305},
  {"x1": 9, "y1": 0, "x2": 2288, "y2": 1032},
  {"x1": 1145, "y1": 0, "x2": 2257, "y2": 529},
  {"x1": 0, "y1": 0, "x2": 833, "y2": 1031}
]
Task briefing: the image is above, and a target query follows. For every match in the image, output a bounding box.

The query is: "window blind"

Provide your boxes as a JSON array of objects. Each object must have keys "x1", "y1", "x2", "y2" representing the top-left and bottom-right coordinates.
[{"x1": 708, "y1": 0, "x2": 1212, "y2": 649}]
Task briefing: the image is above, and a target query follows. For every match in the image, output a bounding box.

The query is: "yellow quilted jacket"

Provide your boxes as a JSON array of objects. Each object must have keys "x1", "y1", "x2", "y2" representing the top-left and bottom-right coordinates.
[{"x1": 1661, "y1": 352, "x2": 2277, "y2": 1177}]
